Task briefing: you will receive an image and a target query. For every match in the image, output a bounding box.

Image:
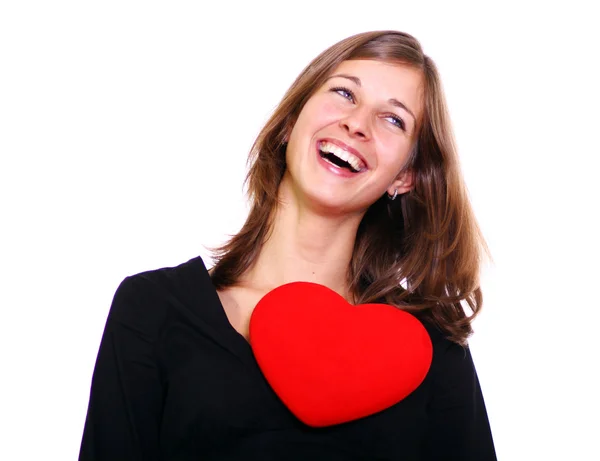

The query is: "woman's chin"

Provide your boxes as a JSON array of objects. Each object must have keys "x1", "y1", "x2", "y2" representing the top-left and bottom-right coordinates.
[
  {"x1": 298, "y1": 190, "x2": 372, "y2": 217},
  {"x1": 279, "y1": 173, "x2": 374, "y2": 216}
]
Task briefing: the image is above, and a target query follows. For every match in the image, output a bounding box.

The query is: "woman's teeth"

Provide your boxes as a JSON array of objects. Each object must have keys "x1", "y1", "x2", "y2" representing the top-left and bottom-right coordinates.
[{"x1": 319, "y1": 142, "x2": 365, "y2": 172}]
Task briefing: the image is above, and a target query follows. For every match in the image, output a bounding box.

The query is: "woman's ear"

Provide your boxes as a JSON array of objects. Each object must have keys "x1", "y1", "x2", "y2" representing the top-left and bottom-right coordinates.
[{"x1": 387, "y1": 169, "x2": 414, "y2": 196}]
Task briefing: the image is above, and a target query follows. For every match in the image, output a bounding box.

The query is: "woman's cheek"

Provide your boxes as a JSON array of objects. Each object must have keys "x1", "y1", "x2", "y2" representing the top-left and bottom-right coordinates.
[
  {"x1": 380, "y1": 141, "x2": 413, "y2": 173},
  {"x1": 310, "y1": 98, "x2": 347, "y2": 123}
]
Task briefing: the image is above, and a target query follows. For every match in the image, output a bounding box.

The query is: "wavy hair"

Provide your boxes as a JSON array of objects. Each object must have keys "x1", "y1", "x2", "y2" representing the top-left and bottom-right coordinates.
[{"x1": 210, "y1": 31, "x2": 488, "y2": 345}]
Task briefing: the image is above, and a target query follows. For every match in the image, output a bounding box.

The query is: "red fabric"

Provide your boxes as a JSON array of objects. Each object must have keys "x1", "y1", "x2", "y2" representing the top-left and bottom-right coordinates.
[{"x1": 249, "y1": 282, "x2": 433, "y2": 427}]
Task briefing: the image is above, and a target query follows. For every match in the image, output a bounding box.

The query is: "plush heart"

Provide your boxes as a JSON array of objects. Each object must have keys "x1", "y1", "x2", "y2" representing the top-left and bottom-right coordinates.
[{"x1": 249, "y1": 281, "x2": 433, "y2": 427}]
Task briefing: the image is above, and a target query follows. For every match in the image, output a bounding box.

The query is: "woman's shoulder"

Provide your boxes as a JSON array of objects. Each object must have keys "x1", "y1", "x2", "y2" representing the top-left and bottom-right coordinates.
[
  {"x1": 107, "y1": 255, "x2": 215, "y2": 331},
  {"x1": 413, "y1": 315, "x2": 469, "y2": 365},
  {"x1": 416, "y1": 316, "x2": 478, "y2": 385},
  {"x1": 128, "y1": 255, "x2": 210, "y2": 288}
]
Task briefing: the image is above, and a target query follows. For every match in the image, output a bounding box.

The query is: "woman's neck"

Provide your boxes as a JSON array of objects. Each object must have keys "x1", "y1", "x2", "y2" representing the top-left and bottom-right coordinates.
[{"x1": 240, "y1": 182, "x2": 365, "y2": 302}]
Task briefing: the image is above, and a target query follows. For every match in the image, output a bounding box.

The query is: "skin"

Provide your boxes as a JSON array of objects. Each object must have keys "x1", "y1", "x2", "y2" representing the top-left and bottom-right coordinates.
[{"x1": 216, "y1": 59, "x2": 424, "y2": 340}]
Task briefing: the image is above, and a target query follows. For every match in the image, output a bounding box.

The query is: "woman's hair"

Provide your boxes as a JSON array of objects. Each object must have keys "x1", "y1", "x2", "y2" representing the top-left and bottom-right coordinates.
[{"x1": 210, "y1": 30, "x2": 488, "y2": 345}]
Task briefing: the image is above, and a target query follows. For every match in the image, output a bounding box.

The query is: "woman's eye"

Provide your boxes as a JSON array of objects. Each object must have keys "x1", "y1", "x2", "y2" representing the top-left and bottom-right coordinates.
[
  {"x1": 385, "y1": 115, "x2": 406, "y2": 131},
  {"x1": 331, "y1": 87, "x2": 355, "y2": 103}
]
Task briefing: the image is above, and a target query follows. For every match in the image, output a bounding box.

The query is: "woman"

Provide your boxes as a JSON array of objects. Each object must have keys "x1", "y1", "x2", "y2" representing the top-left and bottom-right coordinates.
[{"x1": 79, "y1": 30, "x2": 497, "y2": 460}]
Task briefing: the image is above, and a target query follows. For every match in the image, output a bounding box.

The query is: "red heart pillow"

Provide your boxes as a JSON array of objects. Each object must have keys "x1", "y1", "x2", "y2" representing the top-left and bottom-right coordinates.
[{"x1": 249, "y1": 281, "x2": 433, "y2": 427}]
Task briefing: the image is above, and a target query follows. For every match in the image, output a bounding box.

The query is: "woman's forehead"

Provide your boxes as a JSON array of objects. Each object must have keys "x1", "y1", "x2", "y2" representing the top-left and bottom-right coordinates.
[{"x1": 329, "y1": 60, "x2": 423, "y2": 90}]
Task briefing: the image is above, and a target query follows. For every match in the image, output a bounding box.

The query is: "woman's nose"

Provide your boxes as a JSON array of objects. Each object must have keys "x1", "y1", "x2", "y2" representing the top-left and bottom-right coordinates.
[{"x1": 339, "y1": 108, "x2": 371, "y2": 140}]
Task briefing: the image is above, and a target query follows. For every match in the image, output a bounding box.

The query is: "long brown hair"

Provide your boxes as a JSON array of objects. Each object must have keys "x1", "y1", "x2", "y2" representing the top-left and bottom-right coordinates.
[{"x1": 210, "y1": 31, "x2": 488, "y2": 345}]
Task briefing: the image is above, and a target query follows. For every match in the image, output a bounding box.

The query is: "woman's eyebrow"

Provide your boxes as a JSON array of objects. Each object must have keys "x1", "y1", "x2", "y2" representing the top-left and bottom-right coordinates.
[
  {"x1": 325, "y1": 74, "x2": 416, "y2": 123},
  {"x1": 326, "y1": 73, "x2": 361, "y2": 86}
]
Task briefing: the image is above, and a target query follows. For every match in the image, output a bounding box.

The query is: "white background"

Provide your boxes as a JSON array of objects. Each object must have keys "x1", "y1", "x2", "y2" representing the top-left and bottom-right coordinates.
[{"x1": 1, "y1": 1, "x2": 599, "y2": 459}]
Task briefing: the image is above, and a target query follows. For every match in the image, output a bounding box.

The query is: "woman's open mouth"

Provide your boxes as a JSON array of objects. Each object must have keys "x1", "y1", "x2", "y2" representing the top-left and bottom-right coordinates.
[{"x1": 317, "y1": 141, "x2": 367, "y2": 174}]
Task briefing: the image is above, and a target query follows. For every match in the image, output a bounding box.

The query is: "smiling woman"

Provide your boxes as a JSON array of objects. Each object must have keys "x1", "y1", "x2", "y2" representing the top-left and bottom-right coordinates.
[
  {"x1": 79, "y1": 31, "x2": 497, "y2": 460},
  {"x1": 284, "y1": 59, "x2": 422, "y2": 214}
]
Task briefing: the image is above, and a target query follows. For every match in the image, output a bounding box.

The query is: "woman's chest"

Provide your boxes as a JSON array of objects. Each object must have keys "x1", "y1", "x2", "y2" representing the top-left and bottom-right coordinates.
[{"x1": 157, "y1": 321, "x2": 431, "y2": 459}]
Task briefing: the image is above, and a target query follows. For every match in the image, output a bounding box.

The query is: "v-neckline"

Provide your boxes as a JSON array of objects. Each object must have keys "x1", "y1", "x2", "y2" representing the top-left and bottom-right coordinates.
[
  {"x1": 203, "y1": 262, "x2": 254, "y2": 348},
  {"x1": 214, "y1": 288, "x2": 253, "y2": 345}
]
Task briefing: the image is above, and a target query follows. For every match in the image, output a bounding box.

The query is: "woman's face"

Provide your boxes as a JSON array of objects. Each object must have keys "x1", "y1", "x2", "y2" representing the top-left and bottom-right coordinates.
[{"x1": 283, "y1": 59, "x2": 424, "y2": 214}]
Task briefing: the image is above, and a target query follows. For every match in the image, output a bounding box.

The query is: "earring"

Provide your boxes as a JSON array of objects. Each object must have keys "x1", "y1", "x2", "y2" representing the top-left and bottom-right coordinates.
[{"x1": 387, "y1": 189, "x2": 398, "y2": 201}]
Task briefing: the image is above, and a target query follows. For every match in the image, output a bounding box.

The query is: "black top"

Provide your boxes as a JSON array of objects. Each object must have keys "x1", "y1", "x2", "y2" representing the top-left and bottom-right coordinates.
[{"x1": 79, "y1": 256, "x2": 496, "y2": 461}]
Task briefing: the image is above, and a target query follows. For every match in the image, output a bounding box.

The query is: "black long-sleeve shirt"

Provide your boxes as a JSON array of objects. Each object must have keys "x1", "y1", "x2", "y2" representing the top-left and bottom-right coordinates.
[{"x1": 79, "y1": 255, "x2": 496, "y2": 460}]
